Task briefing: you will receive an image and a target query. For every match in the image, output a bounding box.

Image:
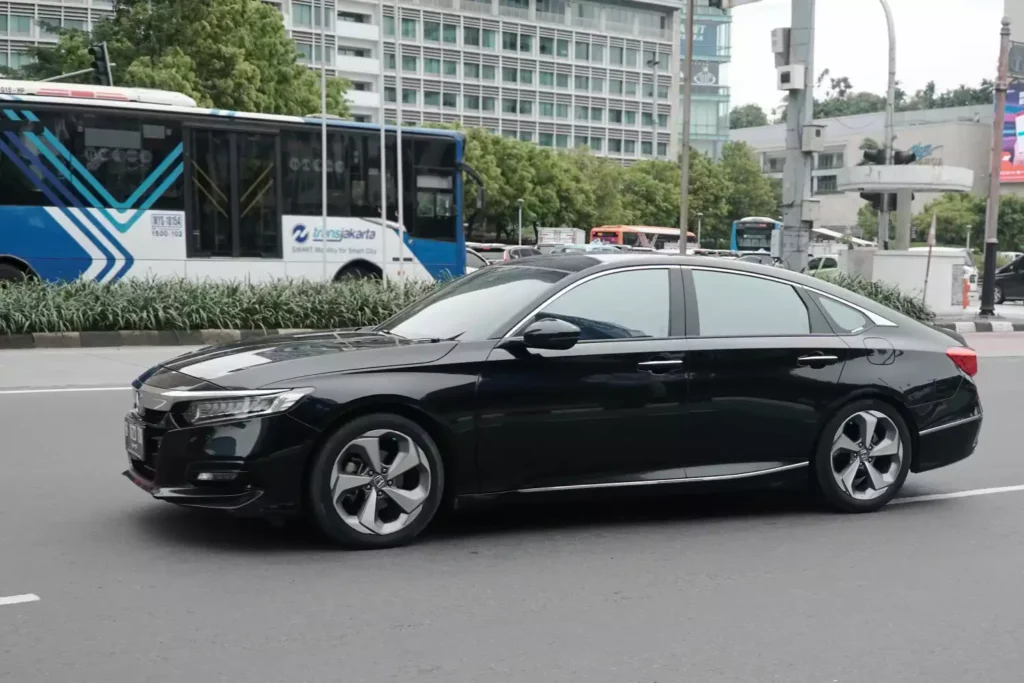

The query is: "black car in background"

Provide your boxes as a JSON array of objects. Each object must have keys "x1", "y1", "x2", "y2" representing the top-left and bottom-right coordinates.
[{"x1": 123, "y1": 254, "x2": 982, "y2": 549}]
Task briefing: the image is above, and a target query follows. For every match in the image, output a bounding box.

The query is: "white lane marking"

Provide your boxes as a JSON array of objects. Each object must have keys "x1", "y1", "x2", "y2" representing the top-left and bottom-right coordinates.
[
  {"x1": 0, "y1": 386, "x2": 129, "y2": 396},
  {"x1": 894, "y1": 484, "x2": 1024, "y2": 505},
  {"x1": 0, "y1": 594, "x2": 40, "y2": 607}
]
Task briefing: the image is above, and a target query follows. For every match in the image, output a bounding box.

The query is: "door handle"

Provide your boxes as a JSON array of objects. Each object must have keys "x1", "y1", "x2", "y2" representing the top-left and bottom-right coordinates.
[
  {"x1": 638, "y1": 359, "x2": 684, "y2": 369},
  {"x1": 797, "y1": 354, "x2": 840, "y2": 365}
]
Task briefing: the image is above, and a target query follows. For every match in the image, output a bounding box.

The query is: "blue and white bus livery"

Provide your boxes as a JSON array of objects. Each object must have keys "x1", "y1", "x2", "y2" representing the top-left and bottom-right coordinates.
[
  {"x1": 0, "y1": 80, "x2": 482, "y2": 283},
  {"x1": 730, "y1": 216, "x2": 782, "y2": 253}
]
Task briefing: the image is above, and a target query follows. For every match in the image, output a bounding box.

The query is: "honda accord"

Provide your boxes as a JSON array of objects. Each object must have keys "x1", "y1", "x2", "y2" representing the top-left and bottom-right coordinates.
[{"x1": 123, "y1": 254, "x2": 982, "y2": 549}]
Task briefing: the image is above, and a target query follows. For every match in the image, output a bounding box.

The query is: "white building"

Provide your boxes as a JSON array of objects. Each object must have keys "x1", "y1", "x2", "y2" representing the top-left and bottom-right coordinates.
[
  {"x1": 731, "y1": 105, "x2": 993, "y2": 236},
  {"x1": 0, "y1": 0, "x2": 733, "y2": 163}
]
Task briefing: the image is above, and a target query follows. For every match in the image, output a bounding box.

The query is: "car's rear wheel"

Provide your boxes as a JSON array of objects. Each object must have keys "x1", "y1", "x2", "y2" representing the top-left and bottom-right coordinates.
[
  {"x1": 307, "y1": 414, "x2": 445, "y2": 549},
  {"x1": 995, "y1": 283, "x2": 1005, "y2": 304},
  {"x1": 813, "y1": 400, "x2": 911, "y2": 513}
]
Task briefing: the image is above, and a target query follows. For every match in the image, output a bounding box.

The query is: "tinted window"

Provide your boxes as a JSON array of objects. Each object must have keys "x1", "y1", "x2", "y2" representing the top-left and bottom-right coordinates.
[
  {"x1": 410, "y1": 137, "x2": 458, "y2": 242},
  {"x1": 281, "y1": 129, "x2": 350, "y2": 216},
  {"x1": 0, "y1": 107, "x2": 183, "y2": 210},
  {"x1": 379, "y1": 265, "x2": 566, "y2": 340},
  {"x1": 533, "y1": 269, "x2": 670, "y2": 341},
  {"x1": 466, "y1": 250, "x2": 487, "y2": 268},
  {"x1": 692, "y1": 270, "x2": 810, "y2": 337},
  {"x1": 816, "y1": 295, "x2": 870, "y2": 334}
]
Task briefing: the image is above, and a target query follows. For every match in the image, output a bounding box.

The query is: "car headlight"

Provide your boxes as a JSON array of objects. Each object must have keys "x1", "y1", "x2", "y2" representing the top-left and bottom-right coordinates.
[{"x1": 182, "y1": 388, "x2": 314, "y2": 425}]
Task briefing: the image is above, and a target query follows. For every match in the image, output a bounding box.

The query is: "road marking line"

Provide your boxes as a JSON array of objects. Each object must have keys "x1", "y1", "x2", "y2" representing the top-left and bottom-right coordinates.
[
  {"x1": 894, "y1": 484, "x2": 1024, "y2": 505},
  {"x1": 0, "y1": 594, "x2": 39, "y2": 606},
  {"x1": 0, "y1": 386, "x2": 129, "y2": 396}
]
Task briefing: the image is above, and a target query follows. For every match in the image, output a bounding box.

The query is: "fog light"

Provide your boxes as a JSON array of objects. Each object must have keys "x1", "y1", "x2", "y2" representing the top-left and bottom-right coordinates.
[{"x1": 196, "y1": 471, "x2": 239, "y2": 482}]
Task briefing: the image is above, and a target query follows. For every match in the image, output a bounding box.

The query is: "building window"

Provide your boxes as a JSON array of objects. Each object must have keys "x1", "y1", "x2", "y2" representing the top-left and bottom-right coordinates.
[
  {"x1": 642, "y1": 112, "x2": 654, "y2": 127},
  {"x1": 401, "y1": 18, "x2": 416, "y2": 39},
  {"x1": 63, "y1": 19, "x2": 87, "y2": 31},
  {"x1": 658, "y1": 84, "x2": 669, "y2": 99},
  {"x1": 553, "y1": 134, "x2": 567, "y2": 148},
  {"x1": 444, "y1": 60, "x2": 457, "y2": 76},
  {"x1": 425, "y1": 58, "x2": 441, "y2": 75},
  {"x1": 575, "y1": 135, "x2": 588, "y2": 149},
  {"x1": 609, "y1": 109, "x2": 622, "y2": 123},
  {"x1": 539, "y1": 132, "x2": 554, "y2": 147},
  {"x1": 520, "y1": 35, "x2": 533, "y2": 52},
  {"x1": 338, "y1": 11, "x2": 368, "y2": 23},
  {"x1": 625, "y1": 111, "x2": 636, "y2": 124},
  {"x1": 424, "y1": 20, "x2": 441, "y2": 41},
  {"x1": 465, "y1": 95, "x2": 480, "y2": 110},
  {"x1": 293, "y1": 3, "x2": 312, "y2": 27},
  {"x1": 609, "y1": 139, "x2": 622, "y2": 153},
  {"x1": 402, "y1": 89, "x2": 417, "y2": 105},
  {"x1": 502, "y1": 98, "x2": 518, "y2": 113},
  {"x1": 425, "y1": 91, "x2": 441, "y2": 107},
  {"x1": 590, "y1": 138, "x2": 602, "y2": 152},
  {"x1": 443, "y1": 23, "x2": 458, "y2": 43},
  {"x1": 642, "y1": 141, "x2": 653, "y2": 156},
  {"x1": 591, "y1": 107, "x2": 603, "y2": 122},
  {"x1": 503, "y1": 31, "x2": 518, "y2": 51},
  {"x1": 520, "y1": 69, "x2": 533, "y2": 85},
  {"x1": 816, "y1": 175, "x2": 839, "y2": 194},
  {"x1": 519, "y1": 131, "x2": 533, "y2": 142},
  {"x1": 297, "y1": 43, "x2": 313, "y2": 62},
  {"x1": 482, "y1": 64, "x2": 496, "y2": 80},
  {"x1": 625, "y1": 81, "x2": 638, "y2": 96},
  {"x1": 658, "y1": 114, "x2": 668, "y2": 128},
  {"x1": 482, "y1": 29, "x2": 496, "y2": 48},
  {"x1": 610, "y1": 46, "x2": 623, "y2": 65},
  {"x1": 575, "y1": 41, "x2": 589, "y2": 60},
  {"x1": 385, "y1": 54, "x2": 396, "y2": 70},
  {"x1": 592, "y1": 44, "x2": 605, "y2": 63},
  {"x1": 540, "y1": 37, "x2": 554, "y2": 55},
  {"x1": 482, "y1": 96, "x2": 496, "y2": 112},
  {"x1": 464, "y1": 27, "x2": 479, "y2": 45},
  {"x1": 575, "y1": 105, "x2": 588, "y2": 121},
  {"x1": 520, "y1": 100, "x2": 533, "y2": 115},
  {"x1": 384, "y1": 87, "x2": 396, "y2": 102},
  {"x1": 610, "y1": 79, "x2": 623, "y2": 95},
  {"x1": 625, "y1": 48, "x2": 638, "y2": 67},
  {"x1": 556, "y1": 103, "x2": 569, "y2": 119},
  {"x1": 402, "y1": 55, "x2": 418, "y2": 72},
  {"x1": 591, "y1": 77, "x2": 603, "y2": 93},
  {"x1": 540, "y1": 70, "x2": 555, "y2": 86},
  {"x1": 503, "y1": 130, "x2": 517, "y2": 139},
  {"x1": 503, "y1": 66, "x2": 517, "y2": 83},
  {"x1": 574, "y1": 75, "x2": 589, "y2": 90},
  {"x1": 443, "y1": 93, "x2": 458, "y2": 109},
  {"x1": 540, "y1": 102, "x2": 554, "y2": 117},
  {"x1": 766, "y1": 157, "x2": 785, "y2": 173},
  {"x1": 465, "y1": 62, "x2": 480, "y2": 78},
  {"x1": 383, "y1": 15, "x2": 395, "y2": 36},
  {"x1": 818, "y1": 152, "x2": 844, "y2": 170},
  {"x1": 624, "y1": 140, "x2": 636, "y2": 154},
  {"x1": 557, "y1": 39, "x2": 569, "y2": 57},
  {"x1": 556, "y1": 73, "x2": 569, "y2": 88},
  {"x1": 657, "y1": 142, "x2": 667, "y2": 157}
]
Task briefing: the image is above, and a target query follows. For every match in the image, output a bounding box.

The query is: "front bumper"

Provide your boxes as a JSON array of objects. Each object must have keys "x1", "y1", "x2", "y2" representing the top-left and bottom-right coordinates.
[{"x1": 123, "y1": 398, "x2": 320, "y2": 517}]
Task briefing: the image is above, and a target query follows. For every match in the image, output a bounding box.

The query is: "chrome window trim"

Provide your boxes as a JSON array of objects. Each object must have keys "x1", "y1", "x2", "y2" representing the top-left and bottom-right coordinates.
[
  {"x1": 516, "y1": 462, "x2": 809, "y2": 493},
  {"x1": 918, "y1": 413, "x2": 982, "y2": 436},
  {"x1": 685, "y1": 265, "x2": 898, "y2": 328},
  {"x1": 500, "y1": 264, "x2": 675, "y2": 341},
  {"x1": 137, "y1": 386, "x2": 288, "y2": 411}
]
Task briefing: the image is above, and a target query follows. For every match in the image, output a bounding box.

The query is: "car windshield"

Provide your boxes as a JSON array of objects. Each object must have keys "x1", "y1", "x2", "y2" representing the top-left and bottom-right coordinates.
[{"x1": 376, "y1": 266, "x2": 568, "y2": 341}]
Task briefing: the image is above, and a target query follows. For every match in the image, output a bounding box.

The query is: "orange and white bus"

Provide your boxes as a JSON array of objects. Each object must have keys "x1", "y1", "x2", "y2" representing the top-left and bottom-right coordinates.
[{"x1": 590, "y1": 225, "x2": 697, "y2": 250}]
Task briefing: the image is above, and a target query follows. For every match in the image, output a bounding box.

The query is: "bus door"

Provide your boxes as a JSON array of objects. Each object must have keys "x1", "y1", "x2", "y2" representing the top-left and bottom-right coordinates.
[{"x1": 186, "y1": 126, "x2": 282, "y2": 260}]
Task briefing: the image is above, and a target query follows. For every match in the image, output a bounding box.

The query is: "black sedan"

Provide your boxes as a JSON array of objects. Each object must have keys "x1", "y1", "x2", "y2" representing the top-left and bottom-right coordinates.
[{"x1": 123, "y1": 254, "x2": 982, "y2": 549}]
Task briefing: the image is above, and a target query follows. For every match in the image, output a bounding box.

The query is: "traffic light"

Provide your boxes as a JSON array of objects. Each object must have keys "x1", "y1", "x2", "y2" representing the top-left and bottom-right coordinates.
[
  {"x1": 88, "y1": 42, "x2": 113, "y2": 86},
  {"x1": 859, "y1": 147, "x2": 916, "y2": 212}
]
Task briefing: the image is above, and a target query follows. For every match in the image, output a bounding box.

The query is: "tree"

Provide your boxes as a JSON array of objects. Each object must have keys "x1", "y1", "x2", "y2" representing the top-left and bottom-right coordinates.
[
  {"x1": 719, "y1": 141, "x2": 778, "y2": 221},
  {"x1": 13, "y1": 0, "x2": 349, "y2": 117},
  {"x1": 911, "y1": 193, "x2": 984, "y2": 246},
  {"x1": 729, "y1": 103, "x2": 768, "y2": 130}
]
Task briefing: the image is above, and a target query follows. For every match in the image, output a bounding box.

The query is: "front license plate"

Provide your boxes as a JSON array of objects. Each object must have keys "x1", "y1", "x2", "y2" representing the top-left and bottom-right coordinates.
[{"x1": 125, "y1": 415, "x2": 145, "y2": 461}]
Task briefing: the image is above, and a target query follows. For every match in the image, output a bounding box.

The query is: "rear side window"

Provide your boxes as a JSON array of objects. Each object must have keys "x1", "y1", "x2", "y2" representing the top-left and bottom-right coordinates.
[
  {"x1": 466, "y1": 250, "x2": 487, "y2": 268},
  {"x1": 691, "y1": 270, "x2": 810, "y2": 337},
  {"x1": 814, "y1": 295, "x2": 870, "y2": 334}
]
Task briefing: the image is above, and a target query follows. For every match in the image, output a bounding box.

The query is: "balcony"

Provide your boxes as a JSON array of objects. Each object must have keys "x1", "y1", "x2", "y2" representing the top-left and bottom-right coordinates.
[
  {"x1": 347, "y1": 89, "x2": 381, "y2": 110},
  {"x1": 336, "y1": 55, "x2": 381, "y2": 75},
  {"x1": 336, "y1": 21, "x2": 379, "y2": 42}
]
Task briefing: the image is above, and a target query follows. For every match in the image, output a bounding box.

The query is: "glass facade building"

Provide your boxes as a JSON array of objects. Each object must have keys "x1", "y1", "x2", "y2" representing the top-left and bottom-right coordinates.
[{"x1": 685, "y1": 1, "x2": 731, "y2": 159}]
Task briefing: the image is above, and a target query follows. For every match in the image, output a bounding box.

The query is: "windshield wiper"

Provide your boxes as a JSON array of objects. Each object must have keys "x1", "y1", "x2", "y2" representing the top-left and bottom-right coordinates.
[{"x1": 379, "y1": 329, "x2": 443, "y2": 343}]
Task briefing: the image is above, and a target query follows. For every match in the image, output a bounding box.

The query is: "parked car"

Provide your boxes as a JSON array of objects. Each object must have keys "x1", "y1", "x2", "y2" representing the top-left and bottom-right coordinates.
[
  {"x1": 802, "y1": 255, "x2": 839, "y2": 274},
  {"x1": 123, "y1": 254, "x2": 982, "y2": 549},
  {"x1": 992, "y1": 254, "x2": 1024, "y2": 303},
  {"x1": 548, "y1": 243, "x2": 620, "y2": 254},
  {"x1": 471, "y1": 245, "x2": 542, "y2": 262}
]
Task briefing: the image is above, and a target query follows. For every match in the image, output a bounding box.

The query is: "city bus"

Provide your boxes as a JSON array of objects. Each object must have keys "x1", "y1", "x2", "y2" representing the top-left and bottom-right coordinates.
[
  {"x1": 590, "y1": 225, "x2": 697, "y2": 250},
  {"x1": 0, "y1": 80, "x2": 484, "y2": 283},
  {"x1": 730, "y1": 216, "x2": 782, "y2": 252}
]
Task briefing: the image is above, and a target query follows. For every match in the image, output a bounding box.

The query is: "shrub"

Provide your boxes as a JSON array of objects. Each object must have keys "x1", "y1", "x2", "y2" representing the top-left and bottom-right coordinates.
[
  {"x1": 816, "y1": 272, "x2": 935, "y2": 323},
  {"x1": 0, "y1": 277, "x2": 440, "y2": 334}
]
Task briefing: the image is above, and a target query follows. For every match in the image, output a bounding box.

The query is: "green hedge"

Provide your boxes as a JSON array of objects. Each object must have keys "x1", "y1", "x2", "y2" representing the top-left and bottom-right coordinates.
[
  {"x1": 0, "y1": 271, "x2": 933, "y2": 335},
  {"x1": 0, "y1": 278, "x2": 438, "y2": 334},
  {"x1": 815, "y1": 272, "x2": 934, "y2": 323}
]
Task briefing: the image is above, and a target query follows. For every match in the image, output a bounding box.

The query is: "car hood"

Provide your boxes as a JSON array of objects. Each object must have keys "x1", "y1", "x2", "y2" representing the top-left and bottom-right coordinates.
[{"x1": 153, "y1": 330, "x2": 457, "y2": 389}]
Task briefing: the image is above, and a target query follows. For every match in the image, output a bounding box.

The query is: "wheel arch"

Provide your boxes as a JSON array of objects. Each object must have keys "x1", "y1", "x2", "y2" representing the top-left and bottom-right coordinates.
[
  {"x1": 810, "y1": 388, "x2": 920, "y2": 473},
  {"x1": 0, "y1": 254, "x2": 37, "y2": 279},
  {"x1": 300, "y1": 396, "x2": 466, "y2": 510},
  {"x1": 334, "y1": 260, "x2": 383, "y2": 280}
]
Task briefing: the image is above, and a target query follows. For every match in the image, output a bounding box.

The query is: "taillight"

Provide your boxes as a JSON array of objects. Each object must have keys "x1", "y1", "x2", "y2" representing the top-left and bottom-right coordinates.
[
  {"x1": 947, "y1": 346, "x2": 978, "y2": 377},
  {"x1": 503, "y1": 251, "x2": 510, "y2": 261}
]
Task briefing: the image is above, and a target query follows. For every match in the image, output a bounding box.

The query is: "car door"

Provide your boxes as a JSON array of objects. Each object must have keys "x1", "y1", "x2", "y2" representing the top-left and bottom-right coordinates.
[
  {"x1": 475, "y1": 266, "x2": 689, "y2": 493},
  {"x1": 681, "y1": 266, "x2": 852, "y2": 478},
  {"x1": 1001, "y1": 258, "x2": 1024, "y2": 299}
]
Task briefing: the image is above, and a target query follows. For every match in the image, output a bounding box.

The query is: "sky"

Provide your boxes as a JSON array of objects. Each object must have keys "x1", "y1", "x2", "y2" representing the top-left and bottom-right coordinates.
[{"x1": 728, "y1": 0, "x2": 1005, "y2": 115}]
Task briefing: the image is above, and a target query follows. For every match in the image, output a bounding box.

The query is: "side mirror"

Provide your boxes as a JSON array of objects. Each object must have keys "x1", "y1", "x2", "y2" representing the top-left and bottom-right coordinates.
[{"x1": 521, "y1": 318, "x2": 581, "y2": 350}]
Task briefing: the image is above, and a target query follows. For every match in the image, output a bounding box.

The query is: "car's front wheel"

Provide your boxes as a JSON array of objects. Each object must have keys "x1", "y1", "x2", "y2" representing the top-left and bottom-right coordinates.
[
  {"x1": 813, "y1": 400, "x2": 911, "y2": 513},
  {"x1": 308, "y1": 413, "x2": 445, "y2": 549},
  {"x1": 995, "y1": 283, "x2": 1006, "y2": 304}
]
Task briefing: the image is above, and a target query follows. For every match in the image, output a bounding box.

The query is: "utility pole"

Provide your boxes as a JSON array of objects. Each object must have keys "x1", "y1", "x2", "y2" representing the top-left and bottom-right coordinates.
[
  {"x1": 980, "y1": 16, "x2": 1011, "y2": 317},
  {"x1": 878, "y1": 0, "x2": 896, "y2": 247},
  {"x1": 678, "y1": 0, "x2": 695, "y2": 255},
  {"x1": 516, "y1": 199, "x2": 524, "y2": 246},
  {"x1": 779, "y1": 0, "x2": 815, "y2": 272},
  {"x1": 696, "y1": 211, "x2": 704, "y2": 248}
]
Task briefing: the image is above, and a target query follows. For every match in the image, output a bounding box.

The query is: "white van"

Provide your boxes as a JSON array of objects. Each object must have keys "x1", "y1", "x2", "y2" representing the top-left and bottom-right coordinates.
[{"x1": 908, "y1": 247, "x2": 978, "y2": 293}]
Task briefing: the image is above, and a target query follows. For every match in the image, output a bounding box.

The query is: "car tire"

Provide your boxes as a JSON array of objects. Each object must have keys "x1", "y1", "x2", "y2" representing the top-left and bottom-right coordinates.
[
  {"x1": 307, "y1": 413, "x2": 445, "y2": 550},
  {"x1": 812, "y1": 399, "x2": 912, "y2": 513},
  {"x1": 0, "y1": 263, "x2": 28, "y2": 282},
  {"x1": 995, "y1": 284, "x2": 1005, "y2": 304}
]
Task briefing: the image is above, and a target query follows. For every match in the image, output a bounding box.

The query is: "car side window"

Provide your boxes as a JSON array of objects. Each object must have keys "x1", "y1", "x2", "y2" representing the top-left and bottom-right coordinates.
[
  {"x1": 466, "y1": 251, "x2": 487, "y2": 268},
  {"x1": 692, "y1": 269, "x2": 810, "y2": 337},
  {"x1": 815, "y1": 295, "x2": 870, "y2": 334},
  {"x1": 533, "y1": 268, "x2": 671, "y2": 341}
]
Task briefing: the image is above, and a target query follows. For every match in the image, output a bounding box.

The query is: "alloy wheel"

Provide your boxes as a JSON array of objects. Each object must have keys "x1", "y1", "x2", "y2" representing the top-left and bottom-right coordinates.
[
  {"x1": 830, "y1": 410, "x2": 903, "y2": 501},
  {"x1": 330, "y1": 429, "x2": 432, "y2": 535}
]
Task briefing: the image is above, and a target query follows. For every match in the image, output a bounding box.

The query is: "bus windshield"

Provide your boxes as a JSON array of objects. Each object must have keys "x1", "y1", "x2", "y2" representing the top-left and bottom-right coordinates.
[{"x1": 0, "y1": 85, "x2": 477, "y2": 284}]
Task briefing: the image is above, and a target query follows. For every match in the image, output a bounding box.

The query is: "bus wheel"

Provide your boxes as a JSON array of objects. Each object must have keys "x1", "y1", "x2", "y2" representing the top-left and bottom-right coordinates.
[
  {"x1": 0, "y1": 263, "x2": 30, "y2": 282},
  {"x1": 336, "y1": 263, "x2": 382, "y2": 281}
]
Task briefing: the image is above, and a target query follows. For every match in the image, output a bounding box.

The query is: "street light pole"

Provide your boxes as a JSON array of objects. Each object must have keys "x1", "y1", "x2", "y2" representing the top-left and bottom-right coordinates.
[
  {"x1": 877, "y1": 0, "x2": 896, "y2": 247},
  {"x1": 516, "y1": 199, "x2": 524, "y2": 246},
  {"x1": 696, "y1": 211, "x2": 703, "y2": 248},
  {"x1": 980, "y1": 16, "x2": 1012, "y2": 317},
  {"x1": 678, "y1": 0, "x2": 695, "y2": 255}
]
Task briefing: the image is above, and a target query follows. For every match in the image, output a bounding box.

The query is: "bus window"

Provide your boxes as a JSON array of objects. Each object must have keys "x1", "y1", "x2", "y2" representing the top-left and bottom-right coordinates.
[
  {"x1": 189, "y1": 128, "x2": 234, "y2": 257},
  {"x1": 236, "y1": 132, "x2": 280, "y2": 258},
  {"x1": 410, "y1": 138, "x2": 457, "y2": 242},
  {"x1": 280, "y1": 128, "x2": 349, "y2": 217}
]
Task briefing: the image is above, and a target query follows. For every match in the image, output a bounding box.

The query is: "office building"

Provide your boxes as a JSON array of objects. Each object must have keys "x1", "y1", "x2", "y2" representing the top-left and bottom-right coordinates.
[{"x1": 2, "y1": 0, "x2": 732, "y2": 162}]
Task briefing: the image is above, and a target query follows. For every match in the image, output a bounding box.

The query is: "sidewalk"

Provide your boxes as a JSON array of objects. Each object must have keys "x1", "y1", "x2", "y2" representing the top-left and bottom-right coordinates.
[{"x1": 933, "y1": 299, "x2": 1024, "y2": 333}]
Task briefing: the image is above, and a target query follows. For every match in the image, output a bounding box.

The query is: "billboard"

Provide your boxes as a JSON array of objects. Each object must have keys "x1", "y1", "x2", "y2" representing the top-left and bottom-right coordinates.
[{"x1": 1001, "y1": 80, "x2": 1024, "y2": 182}]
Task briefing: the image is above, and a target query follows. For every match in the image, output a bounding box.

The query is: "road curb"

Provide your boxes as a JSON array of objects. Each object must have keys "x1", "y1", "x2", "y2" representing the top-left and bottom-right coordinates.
[
  {"x1": 0, "y1": 329, "x2": 319, "y2": 349},
  {"x1": 934, "y1": 321, "x2": 1024, "y2": 333}
]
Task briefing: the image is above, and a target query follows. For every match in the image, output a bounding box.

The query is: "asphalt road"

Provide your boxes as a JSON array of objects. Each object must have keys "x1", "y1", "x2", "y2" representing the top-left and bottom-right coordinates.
[{"x1": 2, "y1": 337, "x2": 1023, "y2": 682}]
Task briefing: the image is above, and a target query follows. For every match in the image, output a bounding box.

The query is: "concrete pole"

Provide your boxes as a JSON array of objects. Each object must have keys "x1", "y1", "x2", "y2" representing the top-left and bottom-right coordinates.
[
  {"x1": 678, "y1": 0, "x2": 695, "y2": 255},
  {"x1": 980, "y1": 16, "x2": 1011, "y2": 317},
  {"x1": 780, "y1": 0, "x2": 814, "y2": 272},
  {"x1": 878, "y1": 0, "x2": 896, "y2": 247}
]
